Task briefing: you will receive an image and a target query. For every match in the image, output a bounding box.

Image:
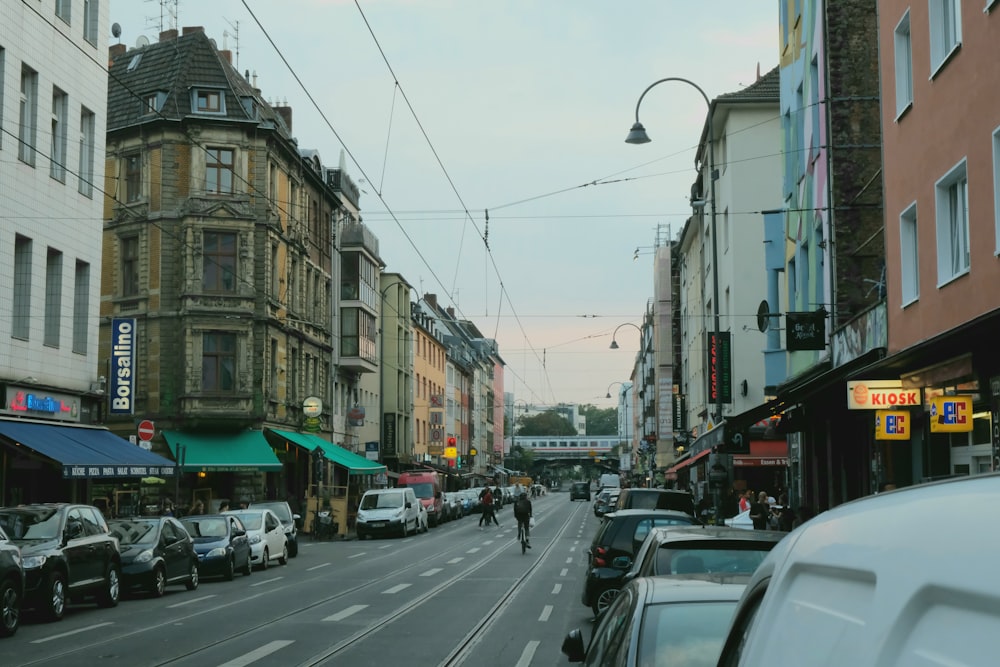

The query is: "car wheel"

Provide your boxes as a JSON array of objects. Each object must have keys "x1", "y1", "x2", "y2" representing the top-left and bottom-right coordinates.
[
  {"x1": 151, "y1": 565, "x2": 167, "y2": 598},
  {"x1": 593, "y1": 587, "x2": 620, "y2": 617},
  {"x1": 278, "y1": 545, "x2": 288, "y2": 566},
  {"x1": 241, "y1": 553, "x2": 252, "y2": 577},
  {"x1": 288, "y1": 539, "x2": 298, "y2": 558},
  {"x1": 401, "y1": 519, "x2": 409, "y2": 538},
  {"x1": 224, "y1": 556, "x2": 235, "y2": 581},
  {"x1": 185, "y1": 562, "x2": 199, "y2": 591},
  {"x1": 261, "y1": 548, "x2": 269, "y2": 570},
  {"x1": 0, "y1": 578, "x2": 21, "y2": 637},
  {"x1": 97, "y1": 564, "x2": 121, "y2": 608},
  {"x1": 42, "y1": 572, "x2": 66, "y2": 622}
]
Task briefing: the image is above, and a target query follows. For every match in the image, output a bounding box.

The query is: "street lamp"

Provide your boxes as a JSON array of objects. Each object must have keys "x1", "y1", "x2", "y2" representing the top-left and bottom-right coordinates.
[
  {"x1": 605, "y1": 381, "x2": 627, "y2": 399},
  {"x1": 610, "y1": 322, "x2": 653, "y2": 486},
  {"x1": 626, "y1": 77, "x2": 723, "y2": 426}
]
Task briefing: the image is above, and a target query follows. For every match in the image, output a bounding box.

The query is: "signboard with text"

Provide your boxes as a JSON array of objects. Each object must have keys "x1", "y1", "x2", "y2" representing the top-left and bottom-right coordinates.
[
  {"x1": 785, "y1": 310, "x2": 826, "y2": 351},
  {"x1": 929, "y1": 395, "x2": 973, "y2": 433},
  {"x1": 110, "y1": 318, "x2": 137, "y2": 415},
  {"x1": 875, "y1": 410, "x2": 910, "y2": 440},
  {"x1": 707, "y1": 332, "x2": 732, "y2": 405},
  {"x1": 848, "y1": 381, "x2": 920, "y2": 410}
]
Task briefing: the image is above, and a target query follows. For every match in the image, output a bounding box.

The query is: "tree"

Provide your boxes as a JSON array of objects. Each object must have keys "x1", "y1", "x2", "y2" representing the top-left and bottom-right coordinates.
[
  {"x1": 580, "y1": 404, "x2": 618, "y2": 435},
  {"x1": 517, "y1": 410, "x2": 576, "y2": 436}
]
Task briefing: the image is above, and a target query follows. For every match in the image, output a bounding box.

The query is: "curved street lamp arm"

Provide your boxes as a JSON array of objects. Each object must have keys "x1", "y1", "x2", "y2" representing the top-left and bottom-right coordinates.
[{"x1": 632, "y1": 76, "x2": 710, "y2": 124}]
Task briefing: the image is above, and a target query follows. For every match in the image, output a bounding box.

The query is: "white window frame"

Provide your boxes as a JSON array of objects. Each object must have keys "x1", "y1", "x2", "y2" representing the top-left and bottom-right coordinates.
[
  {"x1": 19, "y1": 65, "x2": 38, "y2": 166},
  {"x1": 44, "y1": 248, "x2": 63, "y2": 348},
  {"x1": 934, "y1": 158, "x2": 970, "y2": 285},
  {"x1": 73, "y1": 261, "x2": 90, "y2": 354},
  {"x1": 899, "y1": 202, "x2": 919, "y2": 305},
  {"x1": 893, "y1": 10, "x2": 913, "y2": 118},
  {"x1": 51, "y1": 87, "x2": 68, "y2": 182},
  {"x1": 192, "y1": 88, "x2": 226, "y2": 115},
  {"x1": 83, "y1": 0, "x2": 99, "y2": 46},
  {"x1": 928, "y1": 0, "x2": 962, "y2": 77},
  {"x1": 78, "y1": 107, "x2": 95, "y2": 197},
  {"x1": 56, "y1": 0, "x2": 71, "y2": 24}
]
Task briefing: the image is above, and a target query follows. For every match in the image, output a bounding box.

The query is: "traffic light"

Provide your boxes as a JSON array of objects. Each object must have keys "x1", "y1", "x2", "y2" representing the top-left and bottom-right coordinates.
[{"x1": 447, "y1": 436, "x2": 457, "y2": 447}]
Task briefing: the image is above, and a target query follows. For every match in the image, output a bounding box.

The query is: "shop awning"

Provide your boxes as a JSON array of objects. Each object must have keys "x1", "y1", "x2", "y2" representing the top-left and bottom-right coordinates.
[
  {"x1": 267, "y1": 429, "x2": 385, "y2": 475},
  {"x1": 733, "y1": 440, "x2": 790, "y2": 467},
  {"x1": 665, "y1": 448, "x2": 711, "y2": 474},
  {"x1": 0, "y1": 418, "x2": 176, "y2": 478},
  {"x1": 163, "y1": 430, "x2": 282, "y2": 472}
]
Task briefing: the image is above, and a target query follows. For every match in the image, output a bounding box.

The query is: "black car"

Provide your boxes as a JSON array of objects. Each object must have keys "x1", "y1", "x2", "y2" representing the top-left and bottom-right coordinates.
[
  {"x1": 570, "y1": 482, "x2": 591, "y2": 502},
  {"x1": 0, "y1": 504, "x2": 121, "y2": 621},
  {"x1": 0, "y1": 525, "x2": 24, "y2": 637},
  {"x1": 581, "y1": 509, "x2": 698, "y2": 616},
  {"x1": 180, "y1": 514, "x2": 252, "y2": 580},
  {"x1": 249, "y1": 501, "x2": 299, "y2": 557},
  {"x1": 108, "y1": 517, "x2": 199, "y2": 597},
  {"x1": 614, "y1": 488, "x2": 697, "y2": 517}
]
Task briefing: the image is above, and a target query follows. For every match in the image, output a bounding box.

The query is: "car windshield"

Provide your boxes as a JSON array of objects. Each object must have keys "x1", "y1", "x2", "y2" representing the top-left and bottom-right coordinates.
[
  {"x1": 656, "y1": 546, "x2": 771, "y2": 576},
  {"x1": 404, "y1": 483, "x2": 434, "y2": 499},
  {"x1": 637, "y1": 600, "x2": 738, "y2": 666},
  {"x1": 109, "y1": 519, "x2": 158, "y2": 545},
  {"x1": 0, "y1": 507, "x2": 61, "y2": 540},
  {"x1": 252, "y1": 502, "x2": 292, "y2": 524},
  {"x1": 182, "y1": 517, "x2": 228, "y2": 538},
  {"x1": 361, "y1": 492, "x2": 404, "y2": 510},
  {"x1": 226, "y1": 512, "x2": 262, "y2": 530}
]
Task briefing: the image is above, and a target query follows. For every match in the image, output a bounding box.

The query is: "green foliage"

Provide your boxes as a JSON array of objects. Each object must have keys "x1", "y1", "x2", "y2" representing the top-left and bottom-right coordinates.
[
  {"x1": 580, "y1": 404, "x2": 618, "y2": 435},
  {"x1": 517, "y1": 410, "x2": 577, "y2": 436}
]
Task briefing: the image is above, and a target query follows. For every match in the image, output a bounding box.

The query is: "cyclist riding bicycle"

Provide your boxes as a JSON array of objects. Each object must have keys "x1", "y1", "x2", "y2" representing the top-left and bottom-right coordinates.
[{"x1": 513, "y1": 492, "x2": 533, "y2": 548}]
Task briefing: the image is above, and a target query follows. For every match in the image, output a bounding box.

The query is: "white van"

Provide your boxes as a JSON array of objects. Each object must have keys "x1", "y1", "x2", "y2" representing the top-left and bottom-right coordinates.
[
  {"x1": 355, "y1": 488, "x2": 422, "y2": 540},
  {"x1": 717, "y1": 474, "x2": 1000, "y2": 666},
  {"x1": 599, "y1": 473, "x2": 621, "y2": 490}
]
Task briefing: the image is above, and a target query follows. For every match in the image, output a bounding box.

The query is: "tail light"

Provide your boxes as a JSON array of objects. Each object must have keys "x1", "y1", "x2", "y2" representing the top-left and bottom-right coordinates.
[{"x1": 593, "y1": 546, "x2": 608, "y2": 567}]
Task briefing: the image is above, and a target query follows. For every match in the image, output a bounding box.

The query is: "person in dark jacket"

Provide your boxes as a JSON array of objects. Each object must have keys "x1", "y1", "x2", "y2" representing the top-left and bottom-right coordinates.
[
  {"x1": 749, "y1": 491, "x2": 770, "y2": 530},
  {"x1": 513, "y1": 493, "x2": 533, "y2": 547}
]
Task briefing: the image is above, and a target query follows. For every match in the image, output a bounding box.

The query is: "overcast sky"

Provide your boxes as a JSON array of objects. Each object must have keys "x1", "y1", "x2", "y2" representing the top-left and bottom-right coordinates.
[{"x1": 108, "y1": 0, "x2": 777, "y2": 410}]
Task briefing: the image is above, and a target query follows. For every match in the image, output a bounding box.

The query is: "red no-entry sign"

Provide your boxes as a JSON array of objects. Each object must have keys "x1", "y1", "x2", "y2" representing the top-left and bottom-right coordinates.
[{"x1": 137, "y1": 420, "x2": 155, "y2": 441}]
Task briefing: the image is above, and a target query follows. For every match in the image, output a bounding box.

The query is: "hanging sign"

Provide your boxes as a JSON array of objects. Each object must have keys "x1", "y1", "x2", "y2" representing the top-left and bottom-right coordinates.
[
  {"x1": 848, "y1": 381, "x2": 920, "y2": 410},
  {"x1": 929, "y1": 395, "x2": 974, "y2": 433},
  {"x1": 874, "y1": 410, "x2": 910, "y2": 440}
]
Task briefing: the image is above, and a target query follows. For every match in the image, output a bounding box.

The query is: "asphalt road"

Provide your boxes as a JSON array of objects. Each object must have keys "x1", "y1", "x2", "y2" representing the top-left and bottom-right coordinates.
[{"x1": 0, "y1": 489, "x2": 605, "y2": 667}]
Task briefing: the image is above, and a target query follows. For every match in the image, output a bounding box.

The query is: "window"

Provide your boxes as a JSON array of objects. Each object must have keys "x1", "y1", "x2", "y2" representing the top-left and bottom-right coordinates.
[
  {"x1": 195, "y1": 89, "x2": 222, "y2": 113},
  {"x1": 994, "y1": 127, "x2": 1000, "y2": 254},
  {"x1": 893, "y1": 11, "x2": 913, "y2": 117},
  {"x1": 203, "y1": 232, "x2": 237, "y2": 292},
  {"x1": 50, "y1": 88, "x2": 68, "y2": 181},
  {"x1": 83, "y1": 0, "x2": 98, "y2": 45},
  {"x1": 935, "y1": 159, "x2": 970, "y2": 284},
  {"x1": 206, "y1": 147, "x2": 234, "y2": 194},
  {"x1": 19, "y1": 65, "x2": 38, "y2": 165},
  {"x1": 0, "y1": 48, "x2": 5, "y2": 150},
  {"x1": 928, "y1": 0, "x2": 961, "y2": 75},
  {"x1": 900, "y1": 203, "x2": 919, "y2": 304},
  {"x1": 268, "y1": 162, "x2": 278, "y2": 205},
  {"x1": 121, "y1": 236, "x2": 139, "y2": 297},
  {"x1": 142, "y1": 91, "x2": 165, "y2": 114},
  {"x1": 124, "y1": 153, "x2": 142, "y2": 202},
  {"x1": 202, "y1": 333, "x2": 236, "y2": 392},
  {"x1": 56, "y1": 0, "x2": 71, "y2": 23},
  {"x1": 73, "y1": 261, "x2": 90, "y2": 353},
  {"x1": 78, "y1": 107, "x2": 95, "y2": 196},
  {"x1": 12, "y1": 236, "x2": 32, "y2": 340},
  {"x1": 45, "y1": 249, "x2": 63, "y2": 347}
]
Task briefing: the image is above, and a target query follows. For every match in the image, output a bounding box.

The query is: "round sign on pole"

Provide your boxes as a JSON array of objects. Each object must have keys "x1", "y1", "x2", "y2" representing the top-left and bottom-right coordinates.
[{"x1": 137, "y1": 419, "x2": 155, "y2": 442}]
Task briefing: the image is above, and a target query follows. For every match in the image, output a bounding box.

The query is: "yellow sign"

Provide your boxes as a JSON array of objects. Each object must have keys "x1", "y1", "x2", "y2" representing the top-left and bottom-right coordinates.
[
  {"x1": 874, "y1": 410, "x2": 910, "y2": 440},
  {"x1": 444, "y1": 446, "x2": 458, "y2": 459},
  {"x1": 469, "y1": 447, "x2": 478, "y2": 456},
  {"x1": 929, "y1": 395, "x2": 974, "y2": 433}
]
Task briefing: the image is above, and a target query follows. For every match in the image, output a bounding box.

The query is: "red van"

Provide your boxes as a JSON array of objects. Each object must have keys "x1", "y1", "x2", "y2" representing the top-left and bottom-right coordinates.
[{"x1": 397, "y1": 471, "x2": 444, "y2": 527}]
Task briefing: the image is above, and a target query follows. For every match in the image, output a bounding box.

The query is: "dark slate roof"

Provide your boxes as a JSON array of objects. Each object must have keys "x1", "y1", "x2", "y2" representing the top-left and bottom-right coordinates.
[
  {"x1": 107, "y1": 30, "x2": 290, "y2": 138},
  {"x1": 717, "y1": 65, "x2": 780, "y2": 103}
]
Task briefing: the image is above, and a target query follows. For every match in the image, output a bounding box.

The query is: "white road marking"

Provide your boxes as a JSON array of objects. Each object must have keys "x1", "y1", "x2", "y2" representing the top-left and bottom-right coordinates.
[
  {"x1": 515, "y1": 640, "x2": 540, "y2": 667},
  {"x1": 552, "y1": 583, "x2": 562, "y2": 594},
  {"x1": 560, "y1": 568, "x2": 568, "y2": 577},
  {"x1": 307, "y1": 562, "x2": 331, "y2": 571},
  {"x1": 574, "y1": 540, "x2": 580, "y2": 545},
  {"x1": 565, "y1": 557, "x2": 573, "y2": 564},
  {"x1": 447, "y1": 557, "x2": 463, "y2": 564},
  {"x1": 379, "y1": 544, "x2": 393, "y2": 549},
  {"x1": 383, "y1": 583, "x2": 411, "y2": 594},
  {"x1": 215, "y1": 640, "x2": 294, "y2": 667},
  {"x1": 251, "y1": 576, "x2": 283, "y2": 587},
  {"x1": 349, "y1": 552, "x2": 367, "y2": 558},
  {"x1": 569, "y1": 546, "x2": 576, "y2": 552},
  {"x1": 539, "y1": 605, "x2": 553, "y2": 622},
  {"x1": 468, "y1": 547, "x2": 481, "y2": 553},
  {"x1": 31, "y1": 622, "x2": 114, "y2": 644},
  {"x1": 483, "y1": 540, "x2": 495, "y2": 545},
  {"x1": 323, "y1": 604, "x2": 368, "y2": 622},
  {"x1": 167, "y1": 594, "x2": 216, "y2": 608},
  {"x1": 421, "y1": 568, "x2": 443, "y2": 577}
]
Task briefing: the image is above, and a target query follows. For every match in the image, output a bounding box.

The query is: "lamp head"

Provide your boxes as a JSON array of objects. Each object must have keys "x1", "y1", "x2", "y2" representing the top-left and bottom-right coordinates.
[
  {"x1": 605, "y1": 392, "x2": 612, "y2": 399},
  {"x1": 609, "y1": 340, "x2": 620, "y2": 350},
  {"x1": 625, "y1": 122, "x2": 651, "y2": 144}
]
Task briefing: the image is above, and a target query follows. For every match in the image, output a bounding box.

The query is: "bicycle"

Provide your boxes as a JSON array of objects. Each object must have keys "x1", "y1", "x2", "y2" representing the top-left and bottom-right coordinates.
[
  {"x1": 516, "y1": 518, "x2": 530, "y2": 554},
  {"x1": 311, "y1": 509, "x2": 338, "y2": 541}
]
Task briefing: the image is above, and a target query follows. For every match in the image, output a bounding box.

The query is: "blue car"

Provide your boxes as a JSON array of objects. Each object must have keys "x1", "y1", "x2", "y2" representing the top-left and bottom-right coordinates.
[{"x1": 180, "y1": 514, "x2": 252, "y2": 581}]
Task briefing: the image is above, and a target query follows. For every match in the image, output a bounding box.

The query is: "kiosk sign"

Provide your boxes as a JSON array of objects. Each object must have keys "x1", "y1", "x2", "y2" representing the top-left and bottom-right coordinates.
[{"x1": 848, "y1": 381, "x2": 920, "y2": 410}]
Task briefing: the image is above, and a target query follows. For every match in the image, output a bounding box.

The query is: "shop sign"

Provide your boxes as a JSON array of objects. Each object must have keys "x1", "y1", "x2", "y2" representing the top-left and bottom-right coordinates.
[
  {"x1": 732, "y1": 456, "x2": 789, "y2": 467},
  {"x1": 347, "y1": 405, "x2": 365, "y2": 426},
  {"x1": 929, "y1": 395, "x2": 973, "y2": 433},
  {"x1": 5, "y1": 386, "x2": 81, "y2": 421},
  {"x1": 786, "y1": 310, "x2": 826, "y2": 351},
  {"x1": 365, "y1": 441, "x2": 379, "y2": 461},
  {"x1": 847, "y1": 380, "x2": 920, "y2": 410},
  {"x1": 875, "y1": 410, "x2": 910, "y2": 440},
  {"x1": 110, "y1": 318, "x2": 137, "y2": 415},
  {"x1": 707, "y1": 332, "x2": 732, "y2": 404},
  {"x1": 444, "y1": 446, "x2": 457, "y2": 459},
  {"x1": 64, "y1": 464, "x2": 175, "y2": 479}
]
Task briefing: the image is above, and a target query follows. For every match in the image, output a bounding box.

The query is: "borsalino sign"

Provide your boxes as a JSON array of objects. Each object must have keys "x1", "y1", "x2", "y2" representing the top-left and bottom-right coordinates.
[{"x1": 847, "y1": 380, "x2": 921, "y2": 410}]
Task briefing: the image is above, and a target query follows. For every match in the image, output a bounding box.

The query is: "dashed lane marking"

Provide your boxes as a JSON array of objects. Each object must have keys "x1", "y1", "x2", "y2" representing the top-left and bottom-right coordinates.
[
  {"x1": 560, "y1": 568, "x2": 568, "y2": 577},
  {"x1": 538, "y1": 605, "x2": 553, "y2": 622},
  {"x1": 552, "y1": 583, "x2": 562, "y2": 594},
  {"x1": 421, "y1": 568, "x2": 443, "y2": 577},
  {"x1": 307, "y1": 562, "x2": 332, "y2": 571},
  {"x1": 515, "y1": 641, "x2": 540, "y2": 667},
  {"x1": 215, "y1": 640, "x2": 294, "y2": 667},
  {"x1": 251, "y1": 576, "x2": 283, "y2": 587},
  {"x1": 323, "y1": 604, "x2": 368, "y2": 622},
  {"x1": 167, "y1": 594, "x2": 217, "y2": 608},
  {"x1": 31, "y1": 622, "x2": 114, "y2": 644},
  {"x1": 383, "y1": 583, "x2": 411, "y2": 594}
]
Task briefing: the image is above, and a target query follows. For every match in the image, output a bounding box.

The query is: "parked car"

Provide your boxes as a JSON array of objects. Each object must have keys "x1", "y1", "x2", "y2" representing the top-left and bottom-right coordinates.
[
  {"x1": 570, "y1": 482, "x2": 591, "y2": 502},
  {"x1": 221, "y1": 509, "x2": 287, "y2": 569},
  {"x1": 615, "y1": 488, "x2": 697, "y2": 517},
  {"x1": 593, "y1": 490, "x2": 620, "y2": 517},
  {"x1": 0, "y1": 525, "x2": 24, "y2": 637},
  {"x1": 563, "y1": 577, "x2": 744, "y2": 666},
  {"x1": 582, "y1": 509, "x2": 699, "y2": 616},
  {"x1": 0, "y1": 503, "x2": 121, "y2": 621},
  {"x1": 356, "y1": 488, "x2": 422, "y2": 539},
  {"x1": 717, "y1": 475, "x2": 1000, "y2": 666},
  {"x1": 724, "y1": 508, "x2": 754, "y2": 530},
  {"x1": 249, "y1": 500, "x2": 300, "y2": 557},
  {"x1": 180, "y1": 514, "x2": 252, "y2": 580},
  {"x1": 108, "y1": 517, "x2": 199, "y2": 597}
]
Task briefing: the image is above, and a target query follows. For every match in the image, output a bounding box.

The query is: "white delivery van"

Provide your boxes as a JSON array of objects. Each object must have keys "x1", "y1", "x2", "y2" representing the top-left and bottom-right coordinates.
[
  {"x1": 717, "y1": 473, "x2": 1000, "y2": 666},
  {"x1": 599, "y1": 473, "x2": 621, "y2": 490},
  {"x1": 355, "y1": 488, "x2": 421, "y2": 540}
]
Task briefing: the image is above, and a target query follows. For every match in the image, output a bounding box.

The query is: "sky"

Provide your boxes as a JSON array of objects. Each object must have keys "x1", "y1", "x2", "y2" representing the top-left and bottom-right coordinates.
[{"x1": 107, "y1": 0, "x2": 778, "y2": 410}]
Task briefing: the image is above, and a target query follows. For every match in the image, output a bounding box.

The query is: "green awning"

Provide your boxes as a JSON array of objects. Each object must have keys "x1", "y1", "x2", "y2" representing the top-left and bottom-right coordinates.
[
  {"x1": 268, "y1": 429, "x2": 386, "y2": 475},
  {"x1": 163, "y1": 430, "x2": 283, "y2": 472}
]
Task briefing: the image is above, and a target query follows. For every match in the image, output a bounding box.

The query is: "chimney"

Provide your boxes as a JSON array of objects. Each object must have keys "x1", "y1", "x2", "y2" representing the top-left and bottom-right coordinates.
[
  {"x1": 159, "y1": 28, "x2": 178, "y2": 42},
  {"x1": 424, "y1": 294, "x2": 438, "y2": 309},
  {"x1": 109, "y1": 43, "x2": 126, "y2": 62},
  {"x1": 219, "y1": 49, "x2": 232, "y2": 65},
  {"x1": 446, "y1": 307, "x2": 455, "y2": 318},
  {"x1": 275, "y1": 105, "x2": 292, "y2": 133},
  {"x1": 182, "y1": 26, "x2": 205, "y2": 35}
]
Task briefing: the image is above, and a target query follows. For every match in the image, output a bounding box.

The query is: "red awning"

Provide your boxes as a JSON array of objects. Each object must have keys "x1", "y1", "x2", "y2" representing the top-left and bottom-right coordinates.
[
  {"x1": 665, "y1": 448, "x2": 711, "y2": 474},
  {"x1": 733, "y1": 440, "x2": 789, "y2": 467}
]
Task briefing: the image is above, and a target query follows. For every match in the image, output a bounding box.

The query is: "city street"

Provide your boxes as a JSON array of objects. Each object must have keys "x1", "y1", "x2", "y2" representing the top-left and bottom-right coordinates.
[{"x1": 0, "y1": 490, "x2": 602, "y2": 667}]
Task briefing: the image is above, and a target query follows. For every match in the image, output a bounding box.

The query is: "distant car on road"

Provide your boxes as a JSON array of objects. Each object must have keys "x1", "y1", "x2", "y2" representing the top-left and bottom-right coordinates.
[
  {"x1": 181, "y1": 514, "x2": 252, "y2": 581},
  {"x1": 108, "y1": 516, "x2": 199, "y2": 597},
  {"x1": 570, "y1": 482, "x2": 591, "y2": 502}
]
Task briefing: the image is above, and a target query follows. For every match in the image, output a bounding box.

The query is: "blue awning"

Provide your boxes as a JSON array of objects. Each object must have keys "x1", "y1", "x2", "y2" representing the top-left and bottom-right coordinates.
[{"x1": 0, "y1": 418, "x2": 176, "y2": 479}]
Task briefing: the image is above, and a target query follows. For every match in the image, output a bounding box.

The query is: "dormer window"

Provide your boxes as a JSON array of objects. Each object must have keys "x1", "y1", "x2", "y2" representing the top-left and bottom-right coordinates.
[
  {"x1": 192, "y1": 88, "x2": 225, "y2": 115},
  {"x1": 143, "y1": 91, "x2": 167, "y2": 115}
]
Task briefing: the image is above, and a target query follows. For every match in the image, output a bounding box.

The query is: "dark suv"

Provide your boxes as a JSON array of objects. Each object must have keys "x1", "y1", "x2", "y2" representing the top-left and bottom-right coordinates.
[
  {"x1": 570, "y1": 482, "x2": 591, "y2": 502},
  {"x1": 614, "y1": 488, "x2": 696, "y2": 517},
  {"x1": 581, "y1": 509, "x2": 698, "y2": 615},
  {"x1": 0, "y1": 525, "x2": 24, "y2": 637},
  {"x1": 0, "y1": 504, "x2": 121, "y2": 621}
]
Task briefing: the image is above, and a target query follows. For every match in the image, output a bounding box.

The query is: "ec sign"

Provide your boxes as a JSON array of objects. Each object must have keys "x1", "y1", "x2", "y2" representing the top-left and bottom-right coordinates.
[
  {"x1": 875, "y1": 410, "x2": 910, "y2": 440},
  {"x1": 930, "y1": 396, "x2": 974, "y2": 433}
]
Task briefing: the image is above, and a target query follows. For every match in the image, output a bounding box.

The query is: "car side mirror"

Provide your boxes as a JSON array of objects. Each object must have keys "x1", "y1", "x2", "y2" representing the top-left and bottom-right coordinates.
[
  {"x1": 405, "y1": 501, "x2": 412, "y2": 509},
  {"x1": 233, "y1": 528, "x2": 246, "y2": 537},
  {"x1": 561, "y1": 628, "x2": 586, "y2": 662},
  {"x1": 292, "y1": 513, "x2": 301, "y2": 521}
]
